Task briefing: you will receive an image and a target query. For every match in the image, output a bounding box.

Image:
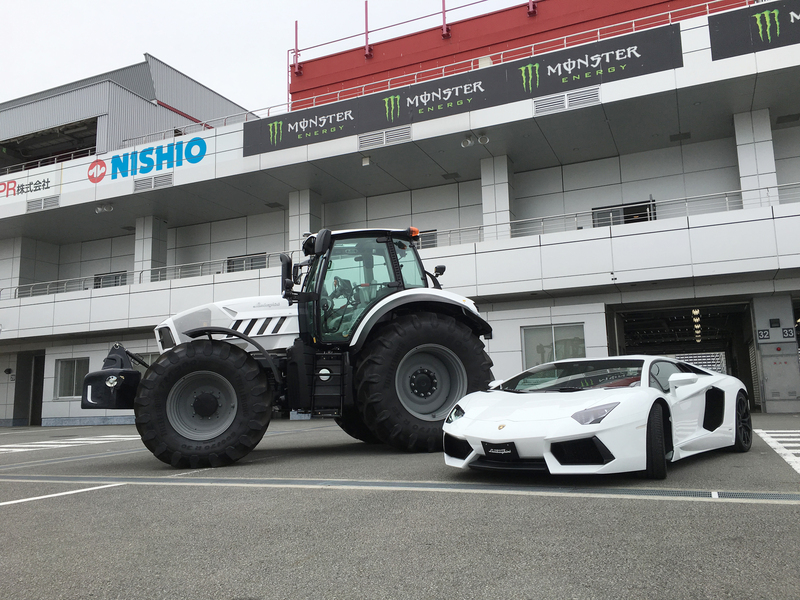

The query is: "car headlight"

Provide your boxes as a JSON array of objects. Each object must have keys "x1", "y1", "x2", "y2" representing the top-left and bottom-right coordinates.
[
  {"x1": 446, "y1": 404, "x2": 465, "y2": 424},
  {"x1": 571, "y1": 402, "x2": 619, "y2": 425}
]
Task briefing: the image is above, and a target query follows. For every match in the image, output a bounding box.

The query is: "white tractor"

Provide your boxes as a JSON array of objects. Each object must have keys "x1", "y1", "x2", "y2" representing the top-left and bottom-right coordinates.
[{"x1": 83, "y1": 227, "x2": 493, "y2": 467}]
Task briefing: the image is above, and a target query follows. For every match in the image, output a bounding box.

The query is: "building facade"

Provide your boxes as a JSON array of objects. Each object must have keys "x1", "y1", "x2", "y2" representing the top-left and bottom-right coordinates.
[{"x1": 2, "y1": 0, "x2": 800, "y2": 427}]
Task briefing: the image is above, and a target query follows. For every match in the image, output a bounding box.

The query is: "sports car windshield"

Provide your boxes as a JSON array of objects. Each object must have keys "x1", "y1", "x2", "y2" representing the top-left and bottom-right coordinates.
[{"x1": 500, "y1": 359, "x2": 645, "y2": 392}]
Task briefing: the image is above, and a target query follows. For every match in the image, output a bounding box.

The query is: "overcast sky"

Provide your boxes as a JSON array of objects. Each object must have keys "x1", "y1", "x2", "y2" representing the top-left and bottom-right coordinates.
[{"x1": 4, "y1": 0, "x2": 523, "y2": 112}]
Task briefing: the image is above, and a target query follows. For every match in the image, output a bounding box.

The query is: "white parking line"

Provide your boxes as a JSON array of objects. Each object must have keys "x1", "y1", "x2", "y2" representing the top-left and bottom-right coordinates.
[
  {"x1": 755, "y1": 430, "x2": 800, "y2": 476},
  {"x1": 0, "y1": 483, "x2": 125, "y2": 507},
  {"x1": 0, "y1": 435, "x2": 141, "y2": 454}
]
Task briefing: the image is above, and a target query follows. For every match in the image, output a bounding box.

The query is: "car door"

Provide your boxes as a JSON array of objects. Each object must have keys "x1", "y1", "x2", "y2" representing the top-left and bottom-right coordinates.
[{"x1": 648, "y1": 360, "x2": 706, "y2": 445}]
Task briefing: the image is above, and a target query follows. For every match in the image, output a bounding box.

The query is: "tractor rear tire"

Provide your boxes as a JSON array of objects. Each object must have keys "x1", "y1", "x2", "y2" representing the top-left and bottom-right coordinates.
[
  {"x1": 134, "y1": 339, "x2": 272, "y2": 468},
  {"x1": 335, "y1": 406, "x2": 382, "y2": 444},
  {"x1": 356, "y1": 312, "x2": 492, "y2": 452}
]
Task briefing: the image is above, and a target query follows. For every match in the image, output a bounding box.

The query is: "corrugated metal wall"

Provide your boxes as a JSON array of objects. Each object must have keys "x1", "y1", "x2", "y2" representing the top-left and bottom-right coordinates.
[
  {"x1": 0, "y1": 62, "x2": 155, "y2": 111},
  {"x1": 145, "y1": 54, "x2": 249, "y2": 122},
  {"x1": 0, "y1": 83, "x2": 110, "y2": 140},
  {"x1": 104, "y1": 84, "x2": 197, "y2": 152}
]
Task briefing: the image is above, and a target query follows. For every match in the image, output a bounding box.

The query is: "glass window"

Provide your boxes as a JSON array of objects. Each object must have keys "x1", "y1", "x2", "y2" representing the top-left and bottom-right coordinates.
[
  {"x1": 395, "y1": 240, "x2": 426, "y2": 289},
  {"x1": 523, "y1": 324, "x2": 586, "y2": 369},
  {"x1": 649, "y1": 360, "x2": 683, "y2": 393},
  {"x1": 319, "y1": 237, "x2": 397, "y2": 342},
  {"x1": 502, "y1": 359, "x2": 644, "y2": 392},
  {"x1": 56, "y1": 358, "x2": 90, "y2": 397}
]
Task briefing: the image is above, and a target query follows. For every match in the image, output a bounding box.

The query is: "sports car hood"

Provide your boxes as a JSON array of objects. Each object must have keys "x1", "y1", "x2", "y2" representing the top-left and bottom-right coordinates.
[{"x1": 457, "y1": 388, "x2": 644, "y2": 422}]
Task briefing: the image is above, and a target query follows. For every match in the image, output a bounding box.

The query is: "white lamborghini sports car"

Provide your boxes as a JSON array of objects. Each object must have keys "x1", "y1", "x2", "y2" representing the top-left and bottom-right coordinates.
[{"x1": 442, "y1": 356, "x2": 753, "y2": 479}]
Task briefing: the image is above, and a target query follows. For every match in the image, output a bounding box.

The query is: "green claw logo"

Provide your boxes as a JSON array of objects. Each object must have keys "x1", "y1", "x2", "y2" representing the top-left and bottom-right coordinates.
[
  {"x1": 519, "y1": 63, "x2": 540, "y2": 93},
  {"x1": 268, "y1": 121, "x2": 283, "y2": 146},
  {"x1": 383, "y1": 95, "x2": 401, "y2": 122},
  {"x1": 752, "y1": 9, "x2": 780, "y2": 43}
]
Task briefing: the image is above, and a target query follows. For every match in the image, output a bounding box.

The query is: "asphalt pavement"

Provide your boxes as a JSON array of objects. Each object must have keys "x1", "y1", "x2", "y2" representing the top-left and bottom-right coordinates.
[{"x1": 1, "y1": 412, "x2": 799, "y2": 600}]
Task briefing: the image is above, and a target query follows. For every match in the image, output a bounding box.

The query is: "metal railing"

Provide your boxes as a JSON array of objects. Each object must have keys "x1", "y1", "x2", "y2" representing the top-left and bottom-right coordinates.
[
  {"x1": 3, "y1": 251, "x2": 290, "y2": 301},
  {"x1": 3, "y1": 181, "x2": 798, "y2": 301},
  {"x1": 120, "y1": 0, "x2": 757, "y2": 149},
  {"x1": 0, "y1": 147, "x2": 97, "y2": 177}
]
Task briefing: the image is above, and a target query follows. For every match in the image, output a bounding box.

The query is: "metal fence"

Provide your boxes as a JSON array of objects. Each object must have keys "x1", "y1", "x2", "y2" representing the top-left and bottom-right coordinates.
[
  {"x1": 3, "y1": 181, "x2": 799, "y2": 301},
  {"x1": 4, "y1": 251, "x2": 289, "y2": 301}
]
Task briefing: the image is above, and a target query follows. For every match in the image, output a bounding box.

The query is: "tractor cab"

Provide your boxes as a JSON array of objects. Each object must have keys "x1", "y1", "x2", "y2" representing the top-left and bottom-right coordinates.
[{"x1": 281, "y1": 228, "x2": 429, "y2": 346}]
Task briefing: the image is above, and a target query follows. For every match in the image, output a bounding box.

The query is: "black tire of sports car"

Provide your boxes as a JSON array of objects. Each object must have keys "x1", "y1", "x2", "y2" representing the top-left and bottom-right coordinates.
[
  {"x1": 134, "y1": 339, "x2": 273, "y2": 468},
  {"x1": 335, "y1": 405, "x2": 382, "y2": 444},
  {"x1": 732, "y1": 391, "x2": 753, "y2": 452},
  {"x1": 356, "y1": 312, "x2": 493, "y2": 452},
  {"x1": 644, "y1": 403, "x2": 668, "y2": 480}
]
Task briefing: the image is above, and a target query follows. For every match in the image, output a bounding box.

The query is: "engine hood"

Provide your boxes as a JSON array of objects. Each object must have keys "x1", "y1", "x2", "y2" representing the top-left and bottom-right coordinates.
[{"x1": 457, "y1": 388, "x2": 644, "y2": 423}]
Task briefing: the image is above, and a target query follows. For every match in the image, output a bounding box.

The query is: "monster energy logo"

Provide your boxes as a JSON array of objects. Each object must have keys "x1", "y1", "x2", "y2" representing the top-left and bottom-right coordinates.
[
  {"x1": 383, "y1": 95, "x2": 401, "y2": 122},
  {"x1": 753, "y1": 9, "x2": 780, "y2": 43},
  {"x1": 268, "y1": 121, "x2": 283, "y2": 146},
  {"x1": 519, "y1": 63, "x2": 540, "y2": 93}
]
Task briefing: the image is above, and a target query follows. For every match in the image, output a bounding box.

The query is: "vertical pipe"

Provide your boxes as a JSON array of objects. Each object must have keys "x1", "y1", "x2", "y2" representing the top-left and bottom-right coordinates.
[
  {"x1": 365, "y1": 0, "x2": 373, "y2": 57},
  {"x1": 441, "y1": 0, "x2": 451, "y2": 38}
]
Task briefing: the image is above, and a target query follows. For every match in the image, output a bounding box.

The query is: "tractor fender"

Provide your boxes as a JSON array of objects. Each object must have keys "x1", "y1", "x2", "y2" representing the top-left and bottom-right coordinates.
[
  {"x1": 349, "y1": 288, "x2": 491, "y2": 353},
  {"x1": 184, "y1": 326, "x2": 282, "y2": 385}
]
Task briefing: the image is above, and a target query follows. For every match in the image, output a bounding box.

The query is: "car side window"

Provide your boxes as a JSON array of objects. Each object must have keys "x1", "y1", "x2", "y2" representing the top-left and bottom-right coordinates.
[{"x1": 649, "y1": 361, "x2": 682, "y2": 393}]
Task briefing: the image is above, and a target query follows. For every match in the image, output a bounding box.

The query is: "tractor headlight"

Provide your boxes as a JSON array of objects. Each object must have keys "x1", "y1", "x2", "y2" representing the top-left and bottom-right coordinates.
[
  {"x1": 571, "y1": 402, "x2": 619, "y2": 425},
  {"x1": 446, "y1": 404, "x2": 465, "y2": 424}
]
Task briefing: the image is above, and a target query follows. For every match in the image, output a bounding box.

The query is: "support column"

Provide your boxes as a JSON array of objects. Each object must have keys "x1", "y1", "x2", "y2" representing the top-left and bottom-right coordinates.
[
  {"x1": 134, "y1": 216, "x2": 168, "y2": 283},
  {"x1": 480, "y1": 155, "x2": 515, "y2": 241},
  {"x1": 751, "y1": 295, "x2": 800, "y2": 413},
  {"x1": 734, "y1": 109, "x2": 779, "y2": 209},
  {"x1": 289, "y1": 189, "x2": 322, "y2": 252}
]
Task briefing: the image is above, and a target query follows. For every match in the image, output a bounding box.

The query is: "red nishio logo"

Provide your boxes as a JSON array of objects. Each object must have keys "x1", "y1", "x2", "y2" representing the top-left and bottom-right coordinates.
[{"x1": 88, "y1": 159, "x2": 107, "y2": 183}]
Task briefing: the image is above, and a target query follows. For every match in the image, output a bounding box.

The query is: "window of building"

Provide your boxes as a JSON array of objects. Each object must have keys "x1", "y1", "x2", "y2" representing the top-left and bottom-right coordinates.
[
  {"x1": 226, "y1": 253, "x2": 267, "y2": 273},
  {"x1": 592, "y1": 200, "x2": 656, "y2": 228},
  {"x1": 93, "y1": 271, "x2": 128, "y2": 289},
  {"x1": 131, "y1": 353, "x2": 160, "y2": 376},
  {"x1": 55, "y1": 358, "x2": 90, "y2": 398},
  {"x1": 522, "y1": 324, "x2": 586, "y2": 369}
]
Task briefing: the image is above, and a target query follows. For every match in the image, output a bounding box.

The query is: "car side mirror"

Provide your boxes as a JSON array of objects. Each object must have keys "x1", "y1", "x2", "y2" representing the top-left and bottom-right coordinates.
[
  {"x1": 434, "y1": 265, "x2": 446, "y2": 277},
  {"x1": 668, "y1": 372, "x2": 698, "y2": 394},
  {"x1": 488, "y1": 379, "x2": 504, "y2": 390}
]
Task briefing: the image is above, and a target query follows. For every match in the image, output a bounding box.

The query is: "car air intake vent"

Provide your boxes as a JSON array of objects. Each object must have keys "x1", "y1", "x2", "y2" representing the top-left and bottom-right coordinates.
[
  {"x1": 358, "y1": 125, "x2": 412, "y2": 150},
  {"x1": 551, "y1": 436, "x2": 614, "y2": 465},
  {"x1": 443, "y1": 433, "x2": 473, "y2": 459},
  {"x1": 26, "y1": 196, "x2": 60, "y2": 212}
]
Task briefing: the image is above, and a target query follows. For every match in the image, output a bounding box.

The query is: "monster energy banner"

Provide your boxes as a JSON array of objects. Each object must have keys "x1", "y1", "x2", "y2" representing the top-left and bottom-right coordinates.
[
  {"x1": 709, "y1": 0, "x2": 800, "y2": 61},
  {"x1": 243, "y1": 24, "x2": 682, "y2": 155}
]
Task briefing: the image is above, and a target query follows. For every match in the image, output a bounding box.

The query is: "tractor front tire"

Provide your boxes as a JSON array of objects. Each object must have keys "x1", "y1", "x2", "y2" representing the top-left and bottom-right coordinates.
[{"x1": 134, "y1": 339, "x2": 272, "y2": 468}]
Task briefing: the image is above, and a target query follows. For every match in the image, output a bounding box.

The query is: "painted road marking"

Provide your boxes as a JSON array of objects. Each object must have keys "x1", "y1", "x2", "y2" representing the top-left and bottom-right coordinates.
[
  {"x1": 755, "y1": 429, "x2": 800, "y2": 476},
  {"x1": 1, "y1": 473, "x2": 799, "y2": 506},
  {"x1": 0, "y1": 483, "x2": 125, "y2": 507},
  {"x1": 0, "y1": 435, "x2": 141, "y2": 454}
]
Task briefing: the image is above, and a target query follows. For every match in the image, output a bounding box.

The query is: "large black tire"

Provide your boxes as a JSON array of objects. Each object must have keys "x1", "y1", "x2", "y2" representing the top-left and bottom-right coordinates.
[
  {"x1": 356, "y1": 312, "x2": 493, "y2": 452},
  {"x1": 335, "y1": 406, "x2": 382, "y2": 444},
  {"x1": 644, "y1": 402, "x2": 668, "y2": 480},
  {"x1": 134, "y1": 339, "x2": 272, "y2": 468},
  {"x1": 732, "y1": 391, "x2": 753, "y2": 452}
]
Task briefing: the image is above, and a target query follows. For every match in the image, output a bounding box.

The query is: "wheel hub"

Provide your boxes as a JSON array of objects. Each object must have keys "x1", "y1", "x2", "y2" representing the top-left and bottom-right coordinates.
[
  {"x1": 409, "y1": 368, "x2": 438, "y2": 398},
  {"x1": 193, "y1": 392, "x2": 219, "y2": 418}
]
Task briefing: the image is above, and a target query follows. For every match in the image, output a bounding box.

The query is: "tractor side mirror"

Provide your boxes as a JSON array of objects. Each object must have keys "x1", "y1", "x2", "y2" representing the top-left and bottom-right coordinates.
[
  {"x1": 280, "y1": 254, "x2": 295, "y2": 303},
  {"x1": 315, "y1": 229, "x2": 332, "y2": 255}
]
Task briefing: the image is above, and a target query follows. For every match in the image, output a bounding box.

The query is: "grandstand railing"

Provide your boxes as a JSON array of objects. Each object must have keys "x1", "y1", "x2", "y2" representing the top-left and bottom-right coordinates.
[{"x1": 2, "y1": 181, "x2": 797, "y2": 301}]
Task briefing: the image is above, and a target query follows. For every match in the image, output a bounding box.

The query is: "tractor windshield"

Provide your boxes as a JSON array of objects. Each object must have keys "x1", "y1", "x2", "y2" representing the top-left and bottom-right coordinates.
[{"x1": 318, "y1": 236, "x2": 399, "y2": 342}]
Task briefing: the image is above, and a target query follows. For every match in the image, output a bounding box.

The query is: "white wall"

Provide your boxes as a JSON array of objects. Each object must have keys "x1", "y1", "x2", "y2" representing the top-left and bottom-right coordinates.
[
  {"x1": 323, "y1": 181, "x2": 483, "y2": 232},
  {"x1": 774, "y1": 126, "x2": 800, "y2": 188},
  {"x1": 513, "y1": 138, "x2": 740, "y2": 220},
  {"x1": 59, "y1": 235, "x2": 134, "y2": 281}
]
